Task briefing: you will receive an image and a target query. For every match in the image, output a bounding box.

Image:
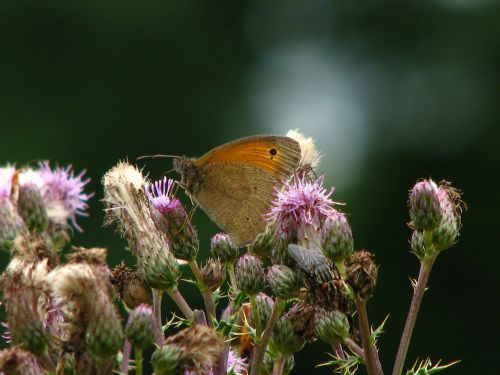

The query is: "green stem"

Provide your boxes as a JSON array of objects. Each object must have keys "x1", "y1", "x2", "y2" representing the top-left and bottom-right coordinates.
[
  {"x1": 250, "y1": 298, "x2": 285, "y2": 375},
  {"x1": 167, "y1": 289, "x2": 194, "y2": 321},
  {"x1": 272, "y1": 354, "x2": 286, "y2": 375},
  {"x1": 250, "y1": 294, "x2": 262, "y2": 337},
  {"x1": 227, "y1": 263, "x2": 238, "y2": 292},
  {"x1": 189, "y1": 260, "x2": 216, "y2": 325},
  {"x1": 356, "y1": 297, "x2": 383, "y2": 375},
  {"x1": 392, "y1": 254, "x2": 436, "y2": 375},
  {"x1": 134, "y1": 347, "x2": 143, "y2": 375},
  {"x1": 152, "y1": 289, "x2": 163, "y2": 330}
]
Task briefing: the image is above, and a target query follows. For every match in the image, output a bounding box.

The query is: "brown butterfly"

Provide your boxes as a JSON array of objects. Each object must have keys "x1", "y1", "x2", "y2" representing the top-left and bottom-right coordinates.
[{"x1": 173, "y1": 135, "x2": 301, "y2": 246}]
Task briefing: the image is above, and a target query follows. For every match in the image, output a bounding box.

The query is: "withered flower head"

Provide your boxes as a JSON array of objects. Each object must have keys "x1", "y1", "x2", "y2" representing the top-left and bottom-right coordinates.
[
  {"x1": 110, "y1": 262, "x2": 152, "y2": 309},
  {"x1": 102, "y1": 161, "x2": 179, "y2": 290},
  {"x1": 0, "y1": 347, "x2": 44, "y2": 375},
  {"x1": 201, "y1": 258, "x2": 225, "y2": 291},
  {"x1": 345, "y1": 250, "x2": 378, "y2": 300},
  {"x1": 67, "y1": 246, "x2": 108, "y2": 266}
]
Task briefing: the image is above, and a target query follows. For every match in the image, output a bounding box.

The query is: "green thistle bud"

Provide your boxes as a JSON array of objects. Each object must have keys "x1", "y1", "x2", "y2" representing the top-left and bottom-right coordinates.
[
  {"x1": 267, "y1": 265, "x2": 301, "y2": 299},
  {"x1": 321, "y1": 211, "x2": 353, "y2": 263},
  {"x1": 152, "y1": 344, "x2": 181, "y2": 375},
  {"x1": 250, "y1": 223, "x2": 277, "y2": 259},
  {"x1": 110, "y1": 262, "x2": 152, "y2": 309},
  {"x1": 125, "y1": 304, "x2": 155, "y2": 350},
  {"x1": 201, "y1": 258, "x2": 225, "y2": 291},
  {"x1": 211, "y1": 233, "x2": 240, "y2": 263},
  {"x1": 271, "y1": 316, "x2": 305, "y2": 356},
  {"x1": 411, "y1": 230, "x2": 426, "y2": 259},
  {"x1": 0, "y1": 199, "x2": 26, "y2": 252},
  {"x1": 314, "y1": 309, "x2": 349, "y2": 345},
  {"x1": 261, "y1": 352, "x2": 294, "y2": 375},
  {"x1": 17, "y1": 184, "x2": 48, "y2": 233},
  {"x1": 250, "y1": 292, "x2": 274, "y2": 330},
  {"x1": 235, "y1": 254, "x2": 265, "y2": 295},
  {"x1": 409, "y1": 179, "x2": 442, "y2": 230},
  {"x1": 345, "y1": 250, "x2": 378, "y2": 300},
  {"x1": 85, "y1": 292, "x2": 124, "y2": 358},
  {"x1": 432, "y1": 181, "x2": 463, "y2": 251},
  {"x1": 138, "y1": 248, "x2": 180, "y2": 291},
  {"x1": 271, "y1": 234, "x2": 295, "y2": 267}
]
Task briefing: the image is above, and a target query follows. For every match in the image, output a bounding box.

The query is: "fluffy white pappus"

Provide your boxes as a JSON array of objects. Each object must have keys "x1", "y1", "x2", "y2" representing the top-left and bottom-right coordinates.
[
  {"x1": 45, "y1": 264, "x2": 96, "y2": 300},
  {"x1": 286, "y1": 129, "x2": 322, "y2": 169},
  {"x1": 103, "y1": 161, "x2": 145, "y2": 191},
  {"x1": 17, "y1": 168, "x2": 44, "y2": 189}
]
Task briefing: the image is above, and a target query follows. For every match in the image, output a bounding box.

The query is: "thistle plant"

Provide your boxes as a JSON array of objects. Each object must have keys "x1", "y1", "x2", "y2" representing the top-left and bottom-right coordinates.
[{"x1": 0, "y1": 131, "x2": 465, "y2": 375}]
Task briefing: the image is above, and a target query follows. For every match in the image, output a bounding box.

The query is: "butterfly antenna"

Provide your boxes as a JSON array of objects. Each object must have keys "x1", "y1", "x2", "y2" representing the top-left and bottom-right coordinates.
[
  {"x1": 137, "y1": 154, "x2": 180, "y2": 160},
  {"x1": 174, "y1": 204, "x2": 198, "y2": 236}
]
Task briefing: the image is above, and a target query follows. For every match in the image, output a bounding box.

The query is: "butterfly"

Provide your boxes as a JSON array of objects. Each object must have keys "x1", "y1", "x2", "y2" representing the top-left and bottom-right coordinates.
[{"x1": 173, "y1": 135, "x2": 301, "y2": 246}]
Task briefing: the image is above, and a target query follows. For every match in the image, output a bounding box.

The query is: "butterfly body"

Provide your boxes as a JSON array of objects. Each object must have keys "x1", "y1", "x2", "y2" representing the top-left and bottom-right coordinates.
[{"x1": 173, "y1": 135, "x2": 301, "y2": 246}]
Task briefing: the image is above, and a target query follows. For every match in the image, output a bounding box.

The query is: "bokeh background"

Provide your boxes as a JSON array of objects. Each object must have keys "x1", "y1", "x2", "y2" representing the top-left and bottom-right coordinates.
[{"x1": 1, "y1": 1, "x2": 499, "y2": 374}]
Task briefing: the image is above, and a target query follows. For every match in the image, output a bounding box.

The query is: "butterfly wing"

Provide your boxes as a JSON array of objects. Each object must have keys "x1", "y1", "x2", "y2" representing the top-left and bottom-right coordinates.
[{"x1": 190, "y1": 136, "x2": 300, "y2": 246}]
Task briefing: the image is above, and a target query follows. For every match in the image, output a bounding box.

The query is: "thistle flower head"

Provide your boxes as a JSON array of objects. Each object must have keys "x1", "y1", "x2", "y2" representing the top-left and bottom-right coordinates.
[
  {"x1": 271, "y1": 303, "x2": 313, "y2": 355},
  {"x1": 321, "y1": 211, "x2": 354, "y2": 263},
  {"x1": 286, "y1": 129, "x2": 322, "y2": 169},
  {"x1": 125, "y1": 304, "x2": 155, "y2": 350},
  {"x1": 201, "y1": 258, "x2": 225, "y2": 291},
  {"x1": 345, "y1": 250, "x2": 378, "y2": 300},
  {"x1": 314, "y1": 308, "x2": 350, "y2": 345},
  {"x1": 235, "y1": 253, "x2": 266, "y2": 295},
  {"x1": 267, "y1": 175, "x2": 337, "y2": 244},
  {"x1": 211, "y1": 232, "x2": 239, "y2": 263},
  {"x1": 34, "y1": 161, "x2": 92, "y2": 232},
  {"x1": 409, "y1": 179, "x2": 442, "y2": 230},
  {"x1": 250, "y1": 292, "x2": 274, "y2": 333},
  {"x1": 432, "y1": 181, "x2": 464, "y2": 251},
  {"x1": 146, "y1": 177, "x2": 199, "y2": 261},
  {"x1": 110, "y1": 262, "x2": 152, "y2": 309},
  {"x1": 267, "y1": 264, "x2": 301, "y2": 299},
  {"x1": 0, "y1": 165, "x2": 16, "y2": 199}
]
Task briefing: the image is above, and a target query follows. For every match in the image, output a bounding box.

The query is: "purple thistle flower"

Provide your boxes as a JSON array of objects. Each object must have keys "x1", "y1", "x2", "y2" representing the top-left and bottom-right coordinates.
[
  {"x1": 0, "y1": 165, "x2": 16, "y2": 199},
  {"x1": 267, "y1": 174, "x2": 338, "y2": 237},
  {"x1": 36, "y1": 161, "x2": 92, "y2": 231},
  {"x1": 145, "y1": 177, "x2": 181, "y2": 213}
]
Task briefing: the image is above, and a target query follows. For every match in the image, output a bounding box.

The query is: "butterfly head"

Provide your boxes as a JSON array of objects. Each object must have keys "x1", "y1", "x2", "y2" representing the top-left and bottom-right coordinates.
[{"x1": 173, "y1": 156, "x2": 202, "y2": 196}]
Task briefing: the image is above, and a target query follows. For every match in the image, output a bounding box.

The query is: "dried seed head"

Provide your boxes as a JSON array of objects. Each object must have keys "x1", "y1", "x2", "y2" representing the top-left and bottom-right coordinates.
[
  {"x1": 67, "y1": 246, "x2": 108, "y2": 266},
  {"x1": 165, "y1": 325, "x2": 224, "y2": 373},
  {"x1": 201, "y1": 258, "x2": 225, "y2": 291},
  {"x1": 102, "y1": 162, "x2": 179, "y2": 290},
  {"x1": 345, "y1": 250, "x2": 378, "y2": 300},
  {"x1": 0, "y1": 347, "x2": 44, "y2": 375},
  {"x1": 235, "y1": 254, "x2": 266, "y2": 295},
  {"x1": 110, "y1": 262, "x2": 152, "y2": 309}
]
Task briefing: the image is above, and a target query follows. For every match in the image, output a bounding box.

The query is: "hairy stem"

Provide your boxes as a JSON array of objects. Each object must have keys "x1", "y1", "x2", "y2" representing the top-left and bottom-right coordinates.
[
  {"x1": 189, "y1": 260, "x2": 216, "y2": 325},
  {"x1": 119, "y1": 339, "x2": 132, "y2": 374},
  {"x1": 392, "y1": 254, "x2": 436, "y2": 375},
  {"x1": 344, "y1": 337, "x2": 364, "y2": 358},
  {"x1": 332, "y1": 343, "x2": 345, "y2": 360},
  {"x1": 273, "y1": 354, "x2": 286, "y2": 375},
  {"x1": 152, "y1": 289, "x2": 163, "y2": 329},
  {"x1": 356, "y1": 297, "x2": 383, "y2": 375},
  {"x1": 250, "y1": 298, "x2": 285, "y2": 375},
  {"x1": 134, "y1": 347, "x2": 143, "y2": 375},
  {"x1": 250, "y1": 294, "x2": 263, "y2": 337},
  {"x1": 167, "y1": 289, "x2": 194, "y2": 321},
  {"x1": 227, "y1": 263, "x2": 238, "y2": 292}
]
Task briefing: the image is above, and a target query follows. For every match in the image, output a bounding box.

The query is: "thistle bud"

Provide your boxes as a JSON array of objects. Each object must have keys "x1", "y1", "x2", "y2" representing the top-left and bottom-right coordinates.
[
  {"x1": 345, "y1": 250, "x2": 378, "y2": 300},
  {"x1": 235, "y1": 254, "x2": 265, "y2": 295},
  {"x1": 84, "y1": 291, "x2": 124, "y2": 358},
  {"x1": 146, "y1": 177, "x2": 199, "y2": 261},
  {"x1": 267, "y1": 265, "x2": 301, "y2": 299},
  {"x1": 201, "y1": 258, "x2": 225, "y2": 291},
  {"x1": 211, "y1": 232, "x2": 240, "y2": 263},
  {"x1": 125, "y1": 304, "x2": 155, "y2": 350},
  {"x1": 271, "y1": 317, "x2": 305, "y2": 356},
  {"x1": 110, "y1": 262, "x2": 152, "y2": 309},
  {"x1": 314, "y1": 309, "x2": 349, "y2": 345},
  {"x1": 432, "y1": 181, "x2": 463, "y2": 251},
  {"x1": 0, "y1": 199, "x2": 26, "y2": 252},
  {"x1": 261, "y1": 352, "x2": 294, "y2": 375},
  {"x1": 321, "y1": 211, "x2": 353, "y2": 263},
  {"x1": 409, "y1": 179, "x2": 442, "y2": 230},
  {"x1": 138, "y1": 251, "x2": 180, "y2": 291},
  {"x1": 17, "y1": 184, "x2": 48, "y2": 233},
  {"x1": 152, "y1": 344, "x2": 181, "y2": 375},
  {"x1": 249, "y1": 223, "x2": 276, "y2": 259},
  {"x1": 410, "y1": 230, "x2": 426, "y2": 259},
  {"x1": 250, "y1": 292, "x2": 274, "y2": 330}
]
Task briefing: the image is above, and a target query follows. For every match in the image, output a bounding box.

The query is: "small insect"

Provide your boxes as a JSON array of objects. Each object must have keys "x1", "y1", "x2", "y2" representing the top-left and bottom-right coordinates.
[{"x1": 173, "y1": 135, "x2": 301, "y2": 246}]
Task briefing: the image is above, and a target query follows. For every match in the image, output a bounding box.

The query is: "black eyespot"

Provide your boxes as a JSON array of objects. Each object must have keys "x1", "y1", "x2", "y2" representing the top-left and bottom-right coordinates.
[
  {"x1": 246, "y1": 217, "x2": 250, "y2": 221},
  {"x1": 269, "y1": 148, "x2": 277, "y2": 156},
  {"x1": 254, "y1": 186, "x2": 258, "y2": 190}
]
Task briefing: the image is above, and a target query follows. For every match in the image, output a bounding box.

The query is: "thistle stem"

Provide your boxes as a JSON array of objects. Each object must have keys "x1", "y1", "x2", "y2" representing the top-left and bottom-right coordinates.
[
  {"x1": 392, "y1": 254, "x2": 436, "y2": 375},
  {"x1": 250, "y1": 298, "x2": 285, "y2": 375},
  {"x1": 120, "y1": 339, "x2": 132, "y2": 374},
  {"x1": 355, "y1": 297, "x2": 383, "y2": 375},
  {"x1": 227, "y1": 263, "x2": 238, "y2": 292},
  {"x1": 273, "y1": 354, "x2": 286, "y2": 375},
  {"x1": 250, "y1": 294, "x2": 262, "y2": 337},
  {"x1": 134, "y1": 347, "x2": 143, "y2": 375},
  {"x1": 167, "y1": 289, "x2": 194, "y2": 321},
  {"x1": 189, "y1": 260, "x2": 216, "y2": 325},
  {"x1": 332, "y1": 343, "x2": 345, "y2": 359},
  {"x1": 152, "y1": 288, "x2": 163, "y2": 329},
  {"x1": 345, "y1": 337, "x2": 364, "y2": 358}
]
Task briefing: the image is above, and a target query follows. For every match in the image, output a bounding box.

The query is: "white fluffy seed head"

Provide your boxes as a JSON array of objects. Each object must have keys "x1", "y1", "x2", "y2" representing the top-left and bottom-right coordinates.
[{"x1": 286, "y1": 129, "x2": 322, "y2": 169}]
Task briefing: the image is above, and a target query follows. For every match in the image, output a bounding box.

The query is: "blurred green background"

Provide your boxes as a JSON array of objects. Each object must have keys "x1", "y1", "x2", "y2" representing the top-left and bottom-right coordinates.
[{"x1": 1, "y1": 0, "x2": 499, "y2": 374}]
